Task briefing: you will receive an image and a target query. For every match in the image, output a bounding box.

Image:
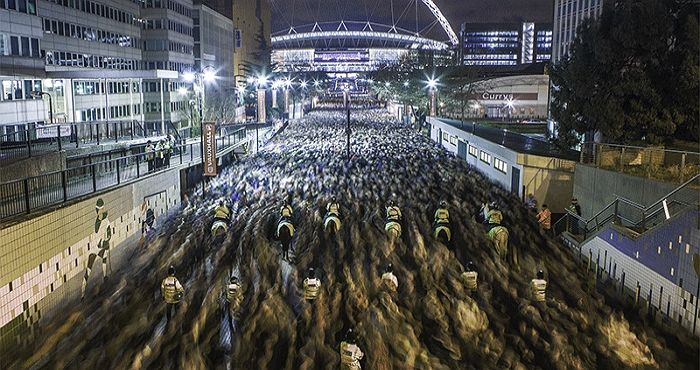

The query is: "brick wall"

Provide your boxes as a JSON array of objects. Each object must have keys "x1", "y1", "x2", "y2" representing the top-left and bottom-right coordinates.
[{"x1": 0, "y1": 169, "x2": 181, "y2": 354}]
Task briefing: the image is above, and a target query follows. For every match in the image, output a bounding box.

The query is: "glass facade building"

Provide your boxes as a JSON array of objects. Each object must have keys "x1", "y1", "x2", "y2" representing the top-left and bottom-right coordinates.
[
  {"x1": 460, "y1": 22, "x2": 552, "y2": 66},
  {"x1": 552, "y1": 0, "x2": 603, "y2": 63}
]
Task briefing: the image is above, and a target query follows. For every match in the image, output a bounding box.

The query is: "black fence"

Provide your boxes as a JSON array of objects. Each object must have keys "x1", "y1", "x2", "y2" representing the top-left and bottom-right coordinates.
[
  {"x1": 0, "y1": 127, "x2": 247, "y2": 221},
  {"x1": 0, "y1": 121, "x2": 168, "y2": 163}
]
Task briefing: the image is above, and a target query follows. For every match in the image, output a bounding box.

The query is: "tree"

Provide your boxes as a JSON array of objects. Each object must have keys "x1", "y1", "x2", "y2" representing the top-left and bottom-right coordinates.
[{"x1": 550, "y1": 0, "x2": 699, "y2": 147}]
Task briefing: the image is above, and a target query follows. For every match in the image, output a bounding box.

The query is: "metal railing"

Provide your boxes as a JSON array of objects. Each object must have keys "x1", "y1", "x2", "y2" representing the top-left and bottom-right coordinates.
[
  {"x1": 580, "y1": 142, "x2": 700, "y2": 183},
  {"x1": 554, "y1": 174, "x2": 700, "y2": 241},
  {"x1": 0, "y1": 121, "x2": 175, "y2": 163},
  {"x1": 0, "y1": 127, "x2": 248, "y2": 222}
]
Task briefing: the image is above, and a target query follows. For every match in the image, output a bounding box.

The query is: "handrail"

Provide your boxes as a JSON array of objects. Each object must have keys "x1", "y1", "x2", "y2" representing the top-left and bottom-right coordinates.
[
  {"x1": 644, "y1": 173, "x2": 700, "y2": 210},
  {"x1": 581, "y1": 141, "x2": 700, "y2": 156}
]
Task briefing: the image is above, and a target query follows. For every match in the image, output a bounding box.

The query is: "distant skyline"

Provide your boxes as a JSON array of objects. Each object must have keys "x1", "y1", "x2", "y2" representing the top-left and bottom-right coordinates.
[{"x1": 270, "y1": 0, "x2": 553, "y2": 40}]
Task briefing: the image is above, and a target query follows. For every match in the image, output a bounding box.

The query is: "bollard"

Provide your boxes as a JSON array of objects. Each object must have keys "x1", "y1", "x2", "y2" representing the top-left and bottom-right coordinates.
[{"x1": 635, "y1": 283, "x2": 640, "y2": 305}]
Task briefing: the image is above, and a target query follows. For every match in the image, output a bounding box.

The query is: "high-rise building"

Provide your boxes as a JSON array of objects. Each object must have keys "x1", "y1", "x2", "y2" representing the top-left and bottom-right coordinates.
[
  {"x1": 232, "y1": 0, "x2": 271, "y2": 84},
  {"x1": 193, "y1": 3, "x2": 235, "y2": 92},
  {"x1": 460, "y1": 22, "x2": 552, "y2": 66},
  {"x1": 0, "y1": 0, "x2": 214, "y2": 136},
  {"x1": 551, "y1": 0, "x2": 603, "y2": 63}
]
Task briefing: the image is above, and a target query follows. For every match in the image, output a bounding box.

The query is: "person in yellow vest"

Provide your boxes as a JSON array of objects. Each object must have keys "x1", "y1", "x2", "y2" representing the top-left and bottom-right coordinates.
[
  {"x1": 482, "y1": 201, "x2": 503, "y2": 233},
  {"x1": 385, "y1": 200, "x2": 402, "y2": 222},
  {"x1": 530, "y1": 270, "x2": 547, "y2": 302},
  {"x1": 280, "y1": 199, "x2": 293, "y2": 220},
  {"x1": 434, "y1": 200, "x2": 450, "y2": 225},
  {"x1": 537, "y1": 204, "x2": 552, "y2": 233},
  {"x1": 340, "y1": 328, "x2": 364, "y2": 370},
  {"x1": 161, "y1": 266, "x2": 185, "y2": 323},
  {"x1": 214, "y1": 200, "x2": 231, "y2": 224},
  {"x1": 226, "y1": 275, "x2": 242, "y2": 330},
  {"x1": 303, "y1": 268, "x2": 321, "y2": 301},
  {"x1": 155, "y1": 140, "x2": 164, "y2": 169},
  {"x1": 462, "y1": 261, "x2": 478, "y2": 291},
  {"x1": 326, "y1": 196, "x2": 340, "y2": 216},
  {"x1": 381, "y1": 263, "x2": 398, "y2": 292}
]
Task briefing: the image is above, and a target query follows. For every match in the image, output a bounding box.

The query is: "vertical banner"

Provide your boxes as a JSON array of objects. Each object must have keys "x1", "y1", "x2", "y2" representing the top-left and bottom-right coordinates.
[
  {"x1": 203, "y1": 122, "x2": 217, "y2": 176},
  {"x1": 257, "y1": 88, "x2": 266, "y2": 124}
]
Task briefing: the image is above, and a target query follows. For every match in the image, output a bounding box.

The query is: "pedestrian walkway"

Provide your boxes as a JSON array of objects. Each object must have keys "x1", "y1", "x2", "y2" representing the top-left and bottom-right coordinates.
[{"x1": 0, "y1": 127, "x2": 248, "y2": 222}]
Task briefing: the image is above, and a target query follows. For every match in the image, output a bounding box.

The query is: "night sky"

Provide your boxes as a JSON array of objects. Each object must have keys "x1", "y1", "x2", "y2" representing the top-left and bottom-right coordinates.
[{"x1": 270, "y1": 0, "x2": 553, "y2": 40}]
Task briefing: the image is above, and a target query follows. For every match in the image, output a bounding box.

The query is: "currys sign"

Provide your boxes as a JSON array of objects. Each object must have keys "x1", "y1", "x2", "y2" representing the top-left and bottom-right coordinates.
[{"x1": 472, "y1": 92, "x2": 539, "y2": 101}]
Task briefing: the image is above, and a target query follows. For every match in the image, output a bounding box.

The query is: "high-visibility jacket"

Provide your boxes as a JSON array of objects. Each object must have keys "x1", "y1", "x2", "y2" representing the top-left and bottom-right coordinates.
[
  {"x1": 155, "y1": 142, "x2": 164, "y2": 159},
  {"x1": 303, "y1": 277, "x2": 321, "y2": 300},
  {"x1": 215, "y1": 205, "x2": 230, "y2": 220},
  {"x1": 487, "y1": 209, "x2": 503, "y2": 225},
  {"x1": 340, "y1": 341, "x2": 364, "y2": 370},
  {"x1": 161, "y1": 276, "x2": 184, "y2": 304},
  {"x1": 226, "y1": 282, "x2": 242, "y2": 312},
  {"x1": 326, "y1": 202, "x2": 340, "y2": 216},
  {"x1": 462, "y1": 271, "x2": 478, "y2": 290},
  {"x1": 537, "y1": 209, "x2": 551, "y2": 229},
  {"x1": 281, "y1": 205, "x2": 293, "y2": 218},
  {"x1": 434, "y1": 208, "x2": 449, "y2": 224},
  {"x1": 381, "y1": 272, "x2": 398, "y2": 290},
  {"x1": 530, "y1": 279, "x2": 547, "y2": 302},
  {"x1": 386, "y1": 206, "x2": 401, "y2": 221}
]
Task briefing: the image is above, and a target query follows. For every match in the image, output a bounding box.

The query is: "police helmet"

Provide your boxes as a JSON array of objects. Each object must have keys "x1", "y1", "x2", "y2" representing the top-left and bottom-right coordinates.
[
  {"x1": 168, "y1": 265, "x2": 175, "y2": 275},
  {"x1": 387, "y1": 199, "x2": 395, "y2": 207},
  {"x1": 308, "y1": 268, "x2": 315, "y2": 278},
  {"x1": 386, "y1": 263, "x2": 393, "y2": 273},
  {"x1": 467, "y1": 261, "x2": 475, "y2": 272},
  {"x1": 440, "y1": 200, "x2": 447, "y2": 208},
  {"x1": 230, "y1": 276, "x2": 239, "y2": 284},
  {"x1": 345, "y1": 328, "x2": 356, "y2": 343},
  {"x1": 537, "y1": 270, "x2": 544, "y2": 279},
  {"x1": 489, "y1": 201, "x2": 498, "y2": 208}
]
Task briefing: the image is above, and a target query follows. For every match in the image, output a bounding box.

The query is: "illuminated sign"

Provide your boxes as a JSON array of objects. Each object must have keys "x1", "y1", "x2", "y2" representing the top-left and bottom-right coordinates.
[
  {"x1": 470, "y1": 92, "x2": 539, "y2": 101},
  {"x1": 314, "y1": 49, "x2": 370, "y2": 63},
  {"x1": 203, "y1": 122, "x2": 217, "y2": 176}
]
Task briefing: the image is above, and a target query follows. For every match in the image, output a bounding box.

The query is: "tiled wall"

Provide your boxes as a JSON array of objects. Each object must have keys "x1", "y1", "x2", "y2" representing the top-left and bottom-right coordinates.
[
  {"x1": 579, "y1": 211, "x2": 700, "y2": 335},
  {"x1": 0, "y1": 169, "x2": 181, "y2": 355}
]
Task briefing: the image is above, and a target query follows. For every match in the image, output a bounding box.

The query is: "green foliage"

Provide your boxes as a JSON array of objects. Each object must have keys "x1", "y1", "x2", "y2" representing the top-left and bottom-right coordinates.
[{"x1": 551, "y1": 0, "x2": 699, "y2": 146}]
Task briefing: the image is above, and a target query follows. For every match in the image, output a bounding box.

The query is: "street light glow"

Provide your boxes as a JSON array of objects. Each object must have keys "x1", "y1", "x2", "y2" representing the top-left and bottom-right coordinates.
[
  {"x1": 284, "y1": 78, "x2": 292, "y2": 88},
  {"x1": 427, "y1": 78, "x2": 438, "y2": 89},
  {"x1": 256, "y1": 75, "x2": 269, "y2": 87},
  {"x1": 385, "y1": 81, "x2": 391, "y2": 87},
  {"x1": 203, "y1": 70, "x2": 216, "y2": 82},
  {"x1": 313, "y1": 80, "x2": 320, "y2": 87},
  {"x1": 403, "y1": 81, "x2": 409, "y2": 87},
  {"x1": 300, "y1": 80, "x2": 308, "y2": 88},
  {"x1": 182, "y1": 72, "x2": 195, "y2": 82}
]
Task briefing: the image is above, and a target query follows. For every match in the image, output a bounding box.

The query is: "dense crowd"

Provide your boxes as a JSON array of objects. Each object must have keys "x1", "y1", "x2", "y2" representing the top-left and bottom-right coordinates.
[{"x1": 13, "y1": 110, "x2": 697, "y2": 370}]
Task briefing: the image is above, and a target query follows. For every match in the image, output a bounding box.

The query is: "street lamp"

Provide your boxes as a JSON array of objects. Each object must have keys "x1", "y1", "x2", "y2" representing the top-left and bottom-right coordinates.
[
  {"x1": 31, "y1": 91, "x2": 54, "y2": 125},
  {"x1": 254, "y1": 73, "x2": 269, "y2": 151},
  {"x1": 426, "y1": 76, "x2": 439, "y2": 117},
  {"x1": 180, "y1": 65, "x2": 217, "y2": 175}
]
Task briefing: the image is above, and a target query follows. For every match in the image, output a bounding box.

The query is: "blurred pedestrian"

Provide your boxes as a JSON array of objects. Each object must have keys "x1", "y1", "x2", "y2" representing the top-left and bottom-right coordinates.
[
  {"x1": 155, "y1": 140, "x2": 164, "y2": 169},
  {"x1": 145, "y1": 140, "x2": 155, "y2": 172},
  {"x1": 525, "y1": 193, "x2": 537, "y2": 211},
  {"x1": 537, "y1": 204, "x2": 551, "y2": 234},
  {"x1": 161, "y1": 266, "x2": 184, "y2": 323},
  {"x1": 567, "y1": 198, "x2": 582, "y2": 234}
]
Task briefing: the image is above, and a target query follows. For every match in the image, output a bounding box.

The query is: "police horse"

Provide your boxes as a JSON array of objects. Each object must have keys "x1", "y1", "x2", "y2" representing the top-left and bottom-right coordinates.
[
  {"x1": 433, "y1": 222, "x2": 451, "y2": 244},
  {"x1": 385, "y1": 219, "x2": 402, "y2": 239},
  {"x1": 277, "y1": 217, "x2": 295, "y2": 260},
  {"x1": 324, "y1": 211, "x2": 341, "y2": 234},
  {"x1": 478, "y1": 204, "x2": 516, "y2": 267},
  {"x1": 211, "y1": 219, "x2": 229, "y2": 237}
]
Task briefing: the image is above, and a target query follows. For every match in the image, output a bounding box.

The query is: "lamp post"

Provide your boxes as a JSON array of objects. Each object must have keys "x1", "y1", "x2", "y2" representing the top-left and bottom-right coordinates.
[
  {"x1": 344, "y1": 86, "x2": 350, "y2": 161},
  {"x1": 182, "y1": 65, "x2": 217, "y2": 174},
  {"x1": 427, "y1": 77, "x2": 438, "y2": 117},
  {"x1": 254, "y1": 74, "x2": 269, "y2": 152},
  {"x1": 32, "y1": 91, "x2": 54, "y2": 125}
]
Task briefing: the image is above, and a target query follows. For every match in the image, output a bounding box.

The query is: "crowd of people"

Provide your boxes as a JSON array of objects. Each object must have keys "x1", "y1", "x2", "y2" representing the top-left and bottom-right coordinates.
[{"x1": 15, "y1": 109, "x2": 696, "y2": 370}]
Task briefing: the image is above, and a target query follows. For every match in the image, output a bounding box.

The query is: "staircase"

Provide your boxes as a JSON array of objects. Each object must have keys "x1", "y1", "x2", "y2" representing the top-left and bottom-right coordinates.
[{"x1": 556, "y1": 174, "x2": 700, "y2": 335}]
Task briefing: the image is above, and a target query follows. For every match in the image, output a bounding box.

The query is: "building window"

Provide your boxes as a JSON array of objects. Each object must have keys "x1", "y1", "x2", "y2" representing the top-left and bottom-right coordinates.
[
  {"x1": 449, "y1": 135, "x2": 457, "y2": 145},
  {"x1": 442, "y1": 132, "x2": 448, "y2": 142},
  {"x1": 494, "y1": 157, "x2": 507, "y2": 174},
  {"x1": 468, "y1": 144, "x2": 478, "y2": 157},
  {"x1": 480, "y1": 150, "x2": 491, "y2": 164}
]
